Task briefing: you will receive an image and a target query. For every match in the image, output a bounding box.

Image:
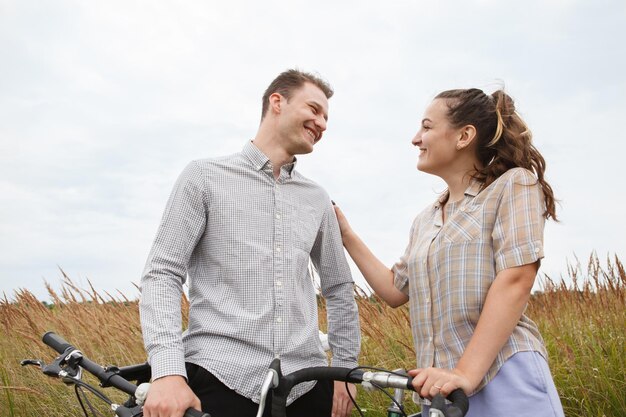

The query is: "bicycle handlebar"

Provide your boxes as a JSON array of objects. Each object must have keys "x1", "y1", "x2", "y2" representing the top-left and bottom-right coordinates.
[
  {"x1": 39, "y1": 333, "x2": 468, "y2": 417},
  {"x1": 268, "y1": 360, "x2": 468, "y2": 417},
  {"x1": 41, "y1": 332, "x2": 209, "y2": 417}
]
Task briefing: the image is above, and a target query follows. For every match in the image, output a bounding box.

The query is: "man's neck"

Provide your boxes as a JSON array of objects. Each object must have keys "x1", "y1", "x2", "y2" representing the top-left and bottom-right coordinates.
[{"x1": 252, "y1": 131, "x2": 294, "y2": 179}]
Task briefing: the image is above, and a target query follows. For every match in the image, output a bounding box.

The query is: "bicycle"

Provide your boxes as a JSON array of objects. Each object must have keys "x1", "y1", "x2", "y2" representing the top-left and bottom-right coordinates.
[{"x1": 22, "y1": 331, "x2": 468, "y2": 417}]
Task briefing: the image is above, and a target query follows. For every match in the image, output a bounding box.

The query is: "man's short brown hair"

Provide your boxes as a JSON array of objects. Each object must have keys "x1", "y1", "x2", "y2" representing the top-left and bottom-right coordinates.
[{"x1": 261, "y1": 69, "x2": 333, "y2": 120}]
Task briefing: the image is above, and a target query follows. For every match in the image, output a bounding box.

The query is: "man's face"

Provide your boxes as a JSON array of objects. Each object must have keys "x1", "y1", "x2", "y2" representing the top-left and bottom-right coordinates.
[{"x1": 275, "y1": 82, "x2": 329, "y2": 155}]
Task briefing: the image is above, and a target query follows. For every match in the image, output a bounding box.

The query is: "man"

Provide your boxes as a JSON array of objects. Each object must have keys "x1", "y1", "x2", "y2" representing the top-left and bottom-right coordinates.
[{"x1": 140, "y1": 69, "x2": 360, "y2": 417}]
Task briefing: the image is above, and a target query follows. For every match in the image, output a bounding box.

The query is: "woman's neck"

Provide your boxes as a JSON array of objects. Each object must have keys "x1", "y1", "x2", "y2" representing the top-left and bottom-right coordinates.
[{"x1": 443, "y1": 171, "x2": 474, "y2": 203}]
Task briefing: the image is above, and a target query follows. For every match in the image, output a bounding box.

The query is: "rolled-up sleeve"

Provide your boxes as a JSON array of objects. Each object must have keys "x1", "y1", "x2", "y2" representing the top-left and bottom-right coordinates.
[
  {"x1": 139, "y1": 161, "x2": 208, "y2": 380},
  {"x1": 392, "y1": 221, "x2": 417, "y2": 296},
  {"x1": 492, "y1": 168, "x2": 545, "y2": 273},
  {"x1": 311, "y1": 202, "x2": 360, "y2": 369}
]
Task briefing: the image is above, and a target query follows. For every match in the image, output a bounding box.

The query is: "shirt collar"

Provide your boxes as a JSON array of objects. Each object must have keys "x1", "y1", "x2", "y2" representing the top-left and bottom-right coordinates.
[
  {"x1": 242, "y1": 141, "x2": 270, "y2": 171},
  {"x1": 434, "y1": 177, "x2": 483, "y2": 209},
  {"x1": 242, "y1": 141, "x2": 298, "y2": 177},
  {"x1": 465, "y1": 178, "x2": 482, "y2": 197}
]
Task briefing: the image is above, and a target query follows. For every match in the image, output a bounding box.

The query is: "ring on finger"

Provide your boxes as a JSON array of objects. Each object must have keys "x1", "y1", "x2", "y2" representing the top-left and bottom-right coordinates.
[{"x1": 433, "y1": 385, "x2": 442, "y2": 390}]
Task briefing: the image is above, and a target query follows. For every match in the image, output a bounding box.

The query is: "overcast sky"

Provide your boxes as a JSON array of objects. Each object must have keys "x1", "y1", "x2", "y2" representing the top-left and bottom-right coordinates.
[{"x1": 1, "y1": 0, "x2": 624, "y2": 302}]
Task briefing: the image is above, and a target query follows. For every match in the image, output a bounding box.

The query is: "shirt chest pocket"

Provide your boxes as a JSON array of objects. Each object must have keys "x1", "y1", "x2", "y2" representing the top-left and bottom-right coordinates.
[
  {"x1": 442, "y1": 205, "x2": 483, "y2": 243},
  {"x1": 286, "y1": 202, "x2": 320, "y2": 253}
]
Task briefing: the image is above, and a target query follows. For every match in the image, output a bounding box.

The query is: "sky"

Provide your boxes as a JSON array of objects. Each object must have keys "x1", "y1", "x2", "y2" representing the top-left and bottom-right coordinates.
[{"x1": 1, "y1": 0, "x2": 625, "y2": 302}]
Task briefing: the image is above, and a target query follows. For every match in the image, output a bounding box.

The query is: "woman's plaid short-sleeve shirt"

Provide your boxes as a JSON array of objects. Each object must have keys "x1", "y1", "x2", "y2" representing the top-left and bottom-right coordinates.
[{"x1": 393, "y1": 168, "x2": 547, "y2": 392}]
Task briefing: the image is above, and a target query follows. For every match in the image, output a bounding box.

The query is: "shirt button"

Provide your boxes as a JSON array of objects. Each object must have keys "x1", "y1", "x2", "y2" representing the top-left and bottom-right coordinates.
[
  {"x1": 276, "y1": 280, "x2": 282, "y2": 286},
  {"x1": 428, "y1": 336, "x2": 433, "y2": 342},
  {"x1": 425, "y1": 296, "x2": 430, "y2": 303},
  {"x1": 276, "y1": 247, "x2": 281, "y2": 252},
  {"x1": 276, "y1": 317, "x2": 282, "y2": 323},
  {"x1": 422, "y1": 260, "x2": 427, "y2": 266},
  {"x1": 460, "y1": 206, "x2": 466, "y2": 212},
  {"x1": 276, "y1": 213, "x2": 281, "y2": 219},
  {"x1": 534, "y1": 247, "x2": 540, "y2": 253}
]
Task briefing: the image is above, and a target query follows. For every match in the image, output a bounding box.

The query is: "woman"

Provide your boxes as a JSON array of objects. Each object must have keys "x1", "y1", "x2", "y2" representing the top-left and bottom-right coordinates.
[{"x1": 334, "y1": 88, "x2": 564, "y2": 416}]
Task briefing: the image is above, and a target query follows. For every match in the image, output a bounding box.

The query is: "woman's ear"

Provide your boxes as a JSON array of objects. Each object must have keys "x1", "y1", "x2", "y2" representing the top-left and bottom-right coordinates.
[{"x1": 456, "y1": 125, "x2": 477, "y2": 151}]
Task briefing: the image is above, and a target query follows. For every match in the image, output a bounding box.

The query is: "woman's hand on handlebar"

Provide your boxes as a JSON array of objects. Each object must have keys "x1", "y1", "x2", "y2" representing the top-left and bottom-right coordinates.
[
  {"x1": 408, "y1": 367, "x2": 472, "y2": 400},
  {"x1": 143, "y1": 375, "x2": 202, "y2": 417}
]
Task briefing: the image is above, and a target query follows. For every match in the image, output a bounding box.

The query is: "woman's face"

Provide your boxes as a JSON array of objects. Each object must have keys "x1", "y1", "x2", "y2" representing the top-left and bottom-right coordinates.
[{"x1": 411, "y1": 98, "x2": 461, "y2": 176}]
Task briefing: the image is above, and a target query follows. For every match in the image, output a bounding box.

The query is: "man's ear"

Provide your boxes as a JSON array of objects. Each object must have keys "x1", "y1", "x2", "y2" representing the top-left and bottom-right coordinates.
[
  {"x1": 269, "y1": 92, "x2": 283, "y2": 115},
  {"x1": 456, "y1": 125, "x2": 477, "y2": 151}
]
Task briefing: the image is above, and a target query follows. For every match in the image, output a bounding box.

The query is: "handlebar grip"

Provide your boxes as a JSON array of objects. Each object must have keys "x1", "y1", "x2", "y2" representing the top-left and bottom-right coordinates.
[
  {"x1": 183, "y1": 408, "x2": 210, "y2": 417},
  {"x1": 42, "y1": 331, "x2": 75, "y2": 354},
  {"x1": 445, "y1": 388, "x2": 469, "y2": 417},
  {"x1": 431, "y1": 389, "x2": 469, "y2": 417}
]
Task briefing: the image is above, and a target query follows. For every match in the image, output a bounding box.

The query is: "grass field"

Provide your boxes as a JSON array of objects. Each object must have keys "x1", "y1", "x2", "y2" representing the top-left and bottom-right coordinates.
[{"x1": 1, "y1": 253, "x2": 624, "y2": 416}]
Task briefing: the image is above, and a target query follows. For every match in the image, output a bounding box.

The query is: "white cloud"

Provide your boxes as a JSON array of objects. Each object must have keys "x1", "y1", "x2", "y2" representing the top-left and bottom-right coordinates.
[{"x1": 1, "y1": 0, "x2": 624, "y2": 300}]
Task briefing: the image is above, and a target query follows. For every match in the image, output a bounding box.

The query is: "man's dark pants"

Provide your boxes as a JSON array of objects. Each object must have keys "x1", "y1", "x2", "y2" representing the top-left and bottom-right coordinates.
[{"x1": 186, "y1": 363, "x2": 333, "y2": 417}]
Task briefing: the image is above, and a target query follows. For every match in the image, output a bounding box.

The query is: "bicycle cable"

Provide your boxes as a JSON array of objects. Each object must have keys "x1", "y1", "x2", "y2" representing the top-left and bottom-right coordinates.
[
  {"x1": 69, "y1": 376, "x2": 114, "y2": 405},
  {"x1": 345, "y1": 366, "x2": 410, "y2": 417},
  {"x1": 64, "y1": 375, "x2": 116, "y2": 417},
  {"x1": 75, "y1": 384, "x2": 107, "y2": 417},
  {"x1": 370, "y1": 381, "x2": 409, "y2": 417}
]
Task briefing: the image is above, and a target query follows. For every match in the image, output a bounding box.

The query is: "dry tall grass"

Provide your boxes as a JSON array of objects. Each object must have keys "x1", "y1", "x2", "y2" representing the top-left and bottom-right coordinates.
[
  {"x1": 527, "y1": 254, "x2": 625, "y2": 417},
  {"x1": 1, "y1": 254, "x2": 624, "y2": 416},
  {"x1": 1, "y1": 279, "x2": 151, "y2": 416}
]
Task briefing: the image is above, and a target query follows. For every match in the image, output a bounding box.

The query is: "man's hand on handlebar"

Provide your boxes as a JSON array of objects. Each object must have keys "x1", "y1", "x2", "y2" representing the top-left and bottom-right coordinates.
[
  {"x1": 332, "y1": 381, "x2": 357, "y2": 417},
  {"x1": 143, "y1": 375, "x2": 202, "y2": 417}
]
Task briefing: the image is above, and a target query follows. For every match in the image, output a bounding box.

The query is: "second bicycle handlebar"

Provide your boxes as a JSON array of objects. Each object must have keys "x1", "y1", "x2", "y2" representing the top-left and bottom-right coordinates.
[{"x1": 267, "y1": 358, "x2": 469, "y2": 417}]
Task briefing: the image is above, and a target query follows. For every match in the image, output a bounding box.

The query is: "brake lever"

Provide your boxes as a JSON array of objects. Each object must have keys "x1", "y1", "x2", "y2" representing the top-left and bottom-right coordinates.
[
  {"x1": 22, "y1": 352, "x2": 82, "y2": 381},
  {"x1": 20, "y1": 358, "x2": 65, "y2": 379},
  {"x1": 21, "y1": 359, "x2": 45, "y2": 368}
]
